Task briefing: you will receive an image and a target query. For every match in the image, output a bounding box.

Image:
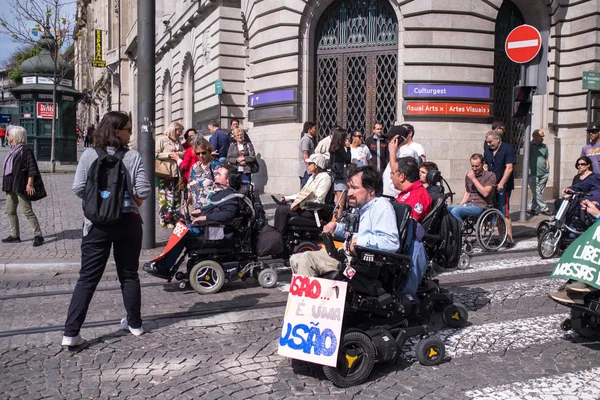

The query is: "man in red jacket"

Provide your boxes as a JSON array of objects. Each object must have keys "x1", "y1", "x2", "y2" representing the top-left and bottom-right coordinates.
[{"x1": 390, "y1": 156, "x2": 432, "y2": 222}]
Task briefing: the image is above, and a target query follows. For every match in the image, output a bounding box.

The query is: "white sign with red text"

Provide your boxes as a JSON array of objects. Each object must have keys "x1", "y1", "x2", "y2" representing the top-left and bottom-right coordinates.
[{"x1": 278, "y1": 275, "x2": 347, "y2": 367}]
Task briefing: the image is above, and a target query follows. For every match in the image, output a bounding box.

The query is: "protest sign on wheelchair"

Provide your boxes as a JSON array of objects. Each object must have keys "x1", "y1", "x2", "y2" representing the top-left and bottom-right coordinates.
[
  {"x1": 278, "y1": 275, "x2": 347, "y2": 367},
  {"x1": 551, "y1": 220, "x2": 600, "y2": 289}
]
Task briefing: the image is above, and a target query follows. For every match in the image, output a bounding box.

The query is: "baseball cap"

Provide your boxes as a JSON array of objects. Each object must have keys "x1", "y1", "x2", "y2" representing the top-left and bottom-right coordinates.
[
  {"x1": 587, "y1": 122, "x2": 600, "y2": 132},
  {"x1": 305, "y1": 154, "x2": 327, "y2": 169},
  {"x1": 382, "y1": 125, "x2": 409, "y2": 140}
]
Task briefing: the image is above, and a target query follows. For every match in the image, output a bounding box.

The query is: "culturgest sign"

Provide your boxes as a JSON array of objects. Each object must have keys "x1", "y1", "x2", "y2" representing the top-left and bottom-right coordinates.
[
  {"x1": 402, "y1": 83, "x2": 492, "y2": 118},
  {"x1": 403, "y1": 84, "x2": 491, "y2": 100}
]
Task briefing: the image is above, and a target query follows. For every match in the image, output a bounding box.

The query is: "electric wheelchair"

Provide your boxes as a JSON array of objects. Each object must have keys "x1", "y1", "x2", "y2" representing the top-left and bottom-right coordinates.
[
  {"x1": 276, "y1": 185, "x2": 338, "y2": 255},
  {"x1": 419, "y1": 170, "x2": 469, "y2": 269},
  {"x1": 305, "y1": 201, "x2": 469, "y2": 387},
  {"x1": 151, "y1": 183, "x2": 279, "y2": 294},
  {"x1": 537, "y1": 188, "x2": 595, "y2": 259}
]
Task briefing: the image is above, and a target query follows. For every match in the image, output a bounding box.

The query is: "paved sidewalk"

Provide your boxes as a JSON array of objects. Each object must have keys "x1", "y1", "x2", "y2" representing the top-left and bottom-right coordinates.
[{"x1": 0, "y1": 146, "x2": 542, "y2": 274}]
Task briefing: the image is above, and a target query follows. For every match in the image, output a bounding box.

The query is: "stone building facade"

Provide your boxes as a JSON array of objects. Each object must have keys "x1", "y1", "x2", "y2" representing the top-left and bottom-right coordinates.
[{"x1": 76, "y1": 0, "x2": 600, "y2": 197}]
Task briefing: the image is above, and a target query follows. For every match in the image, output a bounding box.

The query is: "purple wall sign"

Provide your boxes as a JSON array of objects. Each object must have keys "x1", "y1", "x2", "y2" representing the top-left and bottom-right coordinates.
[
  {"x1": 248, "y1": 89, "x2": 296, "y2": 107},
  {"x1": 404, "y1": 84, "x2": 491, "y2": 100}
]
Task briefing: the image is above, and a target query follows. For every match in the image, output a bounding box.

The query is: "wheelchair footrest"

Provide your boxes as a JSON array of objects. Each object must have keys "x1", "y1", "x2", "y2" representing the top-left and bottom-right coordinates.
[{"x1": 430, "y1": 292, "x2": 453, "y2": 303}]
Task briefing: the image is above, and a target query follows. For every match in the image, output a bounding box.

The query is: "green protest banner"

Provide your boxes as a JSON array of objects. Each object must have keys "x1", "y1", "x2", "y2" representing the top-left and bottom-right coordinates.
[{"x1": 551, "y1": 220, "x2": 600, "y2": 289}]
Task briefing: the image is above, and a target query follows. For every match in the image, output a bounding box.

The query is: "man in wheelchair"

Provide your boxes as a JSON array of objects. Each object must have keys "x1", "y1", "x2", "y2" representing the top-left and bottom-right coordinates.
[
  {"x1": 143, "y1": 164, "x2": 242, "y2": 279},
  {"x1": 290, "y1": 166, "x2": 400, "y2": 278},
  {"x1": 448, "y1": 153, "x2": 496, "y2": 224}
]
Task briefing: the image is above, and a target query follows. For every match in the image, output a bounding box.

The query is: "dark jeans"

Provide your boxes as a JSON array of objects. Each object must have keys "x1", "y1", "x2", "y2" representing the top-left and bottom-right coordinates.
[
  {"x1": 64, "y1": 214, "x2": 143, "y2": 337},
  {"x1": 274, "y1": 205, "x2": 314, "y2": 238}
]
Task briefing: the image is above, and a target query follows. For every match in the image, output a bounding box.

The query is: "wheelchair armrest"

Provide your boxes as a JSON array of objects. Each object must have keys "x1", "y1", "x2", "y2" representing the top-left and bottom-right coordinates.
[
  {"x1": 319, "y1": 233, "x2": 346, "y2": 261},
  {"x1": 354, "y1": 245, "x2": 411, "y2": 262},
  {"x1": 302, "y1": 201, "x2": 334, "y2": 210},
  {"x1": 423, "y1": 233, "x2": 439, "y2": 241}
]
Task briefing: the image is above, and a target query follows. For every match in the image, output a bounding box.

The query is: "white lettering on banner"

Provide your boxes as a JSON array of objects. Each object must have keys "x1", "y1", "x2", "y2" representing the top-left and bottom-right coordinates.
[
  {"x1": 572, "y1": 241, "x2": 600, "y2": 266},
  {"x1": 278, "y1": 275, "x2": 347, "y2": 367},
  {"x1": 172, "y1": 223, "x2": 187, "y2": 238},
  {"x1": 592, "y1": 226, "x2": 600, "y2": 242},
  {"x1": 552, "y1": 262, "x2": 596, "y2": 283}
]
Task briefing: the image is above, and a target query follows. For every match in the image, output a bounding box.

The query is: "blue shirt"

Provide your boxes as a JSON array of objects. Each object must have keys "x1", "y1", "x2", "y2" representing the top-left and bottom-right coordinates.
[
  {"x1": 484, "y1": 142, "x2": 517, "y2": 191},
  {"x1": 209, "y1": 129, "x2": 229, "y2": 158},
  {"x1": 333, "y1": 197, "x2": 399, "y2": 252}
]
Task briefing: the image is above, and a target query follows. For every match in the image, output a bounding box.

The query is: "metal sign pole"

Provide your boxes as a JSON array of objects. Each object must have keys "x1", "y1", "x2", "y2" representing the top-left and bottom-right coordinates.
[
  {"x1": 519, "y1": 64, "x2": 532, "y2": 222},
  {"x1": 138, "y1": 0, "x2": 156, "y2": 249}
]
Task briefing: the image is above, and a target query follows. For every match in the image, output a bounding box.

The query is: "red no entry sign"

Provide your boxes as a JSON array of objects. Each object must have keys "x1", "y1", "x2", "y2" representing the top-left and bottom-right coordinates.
[{"x1": 505, "y1": 24, "x2": 542, "y2": 64}]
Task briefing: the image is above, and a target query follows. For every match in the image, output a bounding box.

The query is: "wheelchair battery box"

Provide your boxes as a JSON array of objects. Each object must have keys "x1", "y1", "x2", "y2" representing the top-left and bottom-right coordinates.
[{"x1": 367, "y1": 328, "x2": 398, "y2": 363}]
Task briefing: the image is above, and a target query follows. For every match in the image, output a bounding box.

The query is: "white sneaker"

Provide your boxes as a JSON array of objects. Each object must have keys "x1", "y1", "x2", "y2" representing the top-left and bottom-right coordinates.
[
  {"x1": 120, "y1": 317, "x2": 144, "y2": 336},
  {"x1": 62, "y1": 334, "x2": 85, "y2": 347}
]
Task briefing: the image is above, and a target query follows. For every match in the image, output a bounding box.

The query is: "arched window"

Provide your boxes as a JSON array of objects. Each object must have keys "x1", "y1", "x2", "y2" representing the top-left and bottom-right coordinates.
[
  {"x1": 163, "y1": 72, "x2": 172, "y2": 129},
  {"x1": 182, "y1": 55, "x2": 194, "y2": 129},
  {"x1": 493, "y1": 1, "x2": 525, "y2": 150},
  {"x1": 315, "y1": 0, "x2": 398, "y2": 140}
]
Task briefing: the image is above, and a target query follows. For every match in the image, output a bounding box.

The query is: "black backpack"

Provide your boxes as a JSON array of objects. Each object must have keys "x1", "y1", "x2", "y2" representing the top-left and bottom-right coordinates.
[
  {"x1": 83, "y1": 148, "x2": 129, "y2": 225},
  {"x1": 436, "y1": 206, "x2": 462, "y2": 268}
]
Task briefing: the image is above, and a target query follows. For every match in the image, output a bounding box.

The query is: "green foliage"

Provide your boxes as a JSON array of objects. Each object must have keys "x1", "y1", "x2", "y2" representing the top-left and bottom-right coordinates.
[{"x1": 6, "y1": 46, "x2": 41, "y2": 85}]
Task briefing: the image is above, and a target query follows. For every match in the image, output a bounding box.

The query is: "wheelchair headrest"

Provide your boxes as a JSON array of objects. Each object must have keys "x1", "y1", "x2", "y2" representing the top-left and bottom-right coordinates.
[{"x1": 426, "y1": 170, "x2": 442, "y2": 187}]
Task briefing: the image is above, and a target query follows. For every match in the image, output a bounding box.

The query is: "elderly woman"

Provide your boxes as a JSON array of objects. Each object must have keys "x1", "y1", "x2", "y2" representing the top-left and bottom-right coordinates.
[
  {"x1": 155, "y1": 121, "x2": 185, "y2": 228},
  {"x1": 188, "y1": 138, "x2": 220, "y2": 210},
  {"x1": 273, "y1": 153, "x2": 332, "y2": 245},
  {"x1": 227, "y1": 128, "x2": 257, "y2": 182},
  {"x1": 2, "y1": 126, "x2": 44, "y2": 246}
]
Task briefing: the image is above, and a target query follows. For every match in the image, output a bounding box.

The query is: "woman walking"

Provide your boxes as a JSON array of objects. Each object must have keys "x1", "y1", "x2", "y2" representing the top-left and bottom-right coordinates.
[
  {"x1": 329, "y1": 127, "x2": 352, "y2": 204},
  {"x1": 226, "y1": 128, "x2": 257, "y2": 182},
  {"x1": 62, "y1": 111, "x2": 150, "y2": 347},
  {"x1": 2, "y1": 126, "x2": 44, "y2": 246},
  {"x1": 155, "y1": 121, "x2": 185, "y2": 228}
]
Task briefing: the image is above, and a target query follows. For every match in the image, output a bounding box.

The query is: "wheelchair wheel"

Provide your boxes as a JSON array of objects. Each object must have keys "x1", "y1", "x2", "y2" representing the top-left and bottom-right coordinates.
[
  {"x1": 457, "y1": 253, "x2": 470, "y2": 270},
  {"x1": 416, "y1": 336, "x2": 445, "y2": 367},
  {"x1": 442, "y1": 303, "x2": 469, "y2": 328},
  {"x1": 475, "y1": 209, "x2": 507, "y2": 251},
  {"x1": 570, "y1": 309, "x2": 600, "y2": 339},
  {"x1": 538, "y1": 230, "x2": 560, "y2": 259},
  {"x1": 293, "y1": 241, "x2": 320, "y2": 254},
  {"x1": 536, "y1": 220, "x2": 550, "y2": 239},
  {"x1": 322, "y1": 331, "x2": 376, "y2": 388},
  {"x1": 257, "y1": 268, "x2": 278, "y2": 288},
  {"x1": 189, "y1": 260, "x2": 225, "y2": 295}
]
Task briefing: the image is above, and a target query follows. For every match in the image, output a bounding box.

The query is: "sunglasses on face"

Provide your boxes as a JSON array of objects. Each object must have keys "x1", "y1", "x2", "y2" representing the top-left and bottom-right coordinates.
[
  {"x1": 119, "y1": 126, "x2": 132, "y2": 133},
  {"x1": 195, "y1": 151, "x2": 207, "y2": 155},
  {"x1": 577, "y1": 163, "x2": 588, "y2": 167}
]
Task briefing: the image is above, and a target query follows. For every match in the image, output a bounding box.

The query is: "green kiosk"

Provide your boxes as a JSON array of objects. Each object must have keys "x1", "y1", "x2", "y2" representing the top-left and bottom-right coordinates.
[{"x1": 11, "y1": 30, "x2": 82, "y2": 162}]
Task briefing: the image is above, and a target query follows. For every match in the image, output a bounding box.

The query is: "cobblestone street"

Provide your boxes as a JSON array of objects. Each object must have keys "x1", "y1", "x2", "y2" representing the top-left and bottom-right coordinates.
[
  {"x1": 2, "y1": 241, "x2": 600, "y2": 399},
  {"x1": 2, "y1": 148, "x2": 600, "y2": 399}
]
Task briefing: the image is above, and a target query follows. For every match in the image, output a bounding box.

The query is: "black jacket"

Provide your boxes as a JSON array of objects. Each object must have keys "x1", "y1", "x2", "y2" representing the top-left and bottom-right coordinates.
[
  {"x1": 2, "y1": 146, "x2": 40, "y2": 194},
  {"x1": 330, "y1": 147, "x2": 351, "y2": 180},
  {"x1": 201, "y1": 187, "x2": 240, "y2": 222}
]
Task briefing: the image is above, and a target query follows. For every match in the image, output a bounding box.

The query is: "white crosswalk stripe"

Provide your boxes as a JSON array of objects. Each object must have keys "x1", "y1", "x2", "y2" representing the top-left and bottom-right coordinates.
[
  {"x1": 440, "y1": 255, "x2": 556, "y2": 276},
  {"x1": 435, "y1": 313, "x2": 569, "y2": 357},
  {"x1": 465, "y1": 367, "x2": 600, "y2": 399}
]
